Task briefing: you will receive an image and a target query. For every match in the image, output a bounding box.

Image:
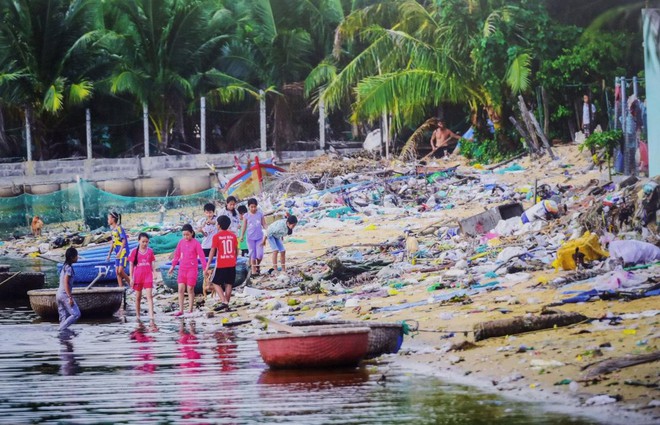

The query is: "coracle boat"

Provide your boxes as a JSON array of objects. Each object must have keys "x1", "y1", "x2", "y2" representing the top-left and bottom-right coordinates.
[
  {"x1": 0, "y1": 270, "x2": 46, "y2": 298},
  {"x1": 290, "y1": 320, "x2": 405, "y2": 359},
  {"x1": 256, "y1": 327, "x2": 370, "y2": 369},
  {"x1": 27, "y1": 287, "x2": 125, "y2": 319},
  {"x1": 159, "y1": 256, "x2": 249, "y2": 294}
]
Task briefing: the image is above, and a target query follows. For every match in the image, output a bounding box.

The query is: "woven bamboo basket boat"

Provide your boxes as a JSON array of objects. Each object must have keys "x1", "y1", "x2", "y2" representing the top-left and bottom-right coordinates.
[
  {"x1": 290, "y1": 320, "x2": 404, "y2": 359},
  {"x1": 256, "y1": 327, "x2": 370, "y2": 369},
  {"x1": 27, "y1": 288, "x2": 125, "y2": 319}
]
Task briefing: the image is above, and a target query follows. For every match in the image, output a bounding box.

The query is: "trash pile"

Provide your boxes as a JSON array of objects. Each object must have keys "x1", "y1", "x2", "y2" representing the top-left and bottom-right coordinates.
[{"x1": 3, "y1": 143, "x2": 659, "y2": 415}]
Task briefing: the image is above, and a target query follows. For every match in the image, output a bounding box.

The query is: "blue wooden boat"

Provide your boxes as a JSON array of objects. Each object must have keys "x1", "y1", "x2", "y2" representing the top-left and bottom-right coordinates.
[
  {"x1": 56, "y1": 242, "x2": 138, "y2": 285},
  {"x1": 57, "y1": 261, "x2": 129, "y2": 286},
  {"x1": 159, "y1": 257, "x2": 249, "y2": 294}
]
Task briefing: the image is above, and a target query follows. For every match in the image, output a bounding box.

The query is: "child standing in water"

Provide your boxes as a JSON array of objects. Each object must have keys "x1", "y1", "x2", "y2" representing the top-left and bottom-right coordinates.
[
  {"x1": 196, "y1": 203, "x2": 218, "y2": 258},
  {"x1": 168, "y1": 224, "x2": 207, "y2": 316},
  {"x1": 57, "y1": 247, "x2": 81, "y2": 332},
  {"x1": 264, "y1": 215, "x2": 298, "y2": 273},
  {"x1": 205, "y1": 216, "x2": 238, "y2": 309},
  {"x1": 129, "y1": 233, "x2": 158, "y2": 320},
  {"x1": 236, "y1": 205, "x2": 249, "y2": 257},
  {"x1": 239, "y1": 198, "x2": 266, "y2": 277},
  {"x1": 106, "y1": 211, "x2": 131, "y2": 288}
]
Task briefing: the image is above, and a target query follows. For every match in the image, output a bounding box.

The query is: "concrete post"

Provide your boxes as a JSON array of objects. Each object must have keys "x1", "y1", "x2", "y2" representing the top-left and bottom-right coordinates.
[
  {"x1": 383, "y1": 112, "x2": 390, "y2": 159},
  {"x1": 143, "y1": 103, "x2": 149, "y2": 158},
  {"x1": 200, "y1": 97, "x2": 206, "y2": 154},
  {"x1": 613, "y1": 77, "x2": 619, "y2": 130},
  {"x1": 25, "y1": 108, "x2": 32, "y2": 162},
  {"x1": 259, "y1": 89, "x2": 266, "y2": 151},
  {"x1": 318, "y1": 95, "x2": 326, "y2": 149},
  {"x1": 86, "y1": 108, "x2": 92, "y2": 159}
]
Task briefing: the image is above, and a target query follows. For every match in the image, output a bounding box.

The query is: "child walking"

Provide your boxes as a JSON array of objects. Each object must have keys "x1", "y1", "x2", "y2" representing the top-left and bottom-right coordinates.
[
  {"x1": 128, "y1": 233, "x2": 158, "y2": 320},
  {"x1": 205, "y1": 216, "x2": 238, "y2": 310},
  {"x1": 239, "y1": 198, "x2": 267, "y2": 277},
  {"x1": 168, "y1": 224, "x2": 207, "y2": 317},
  {"x1": 196, "y1": 203, "x2": 218, "y2": 257},
  {"x1": 57, "y1": 247, "x2": 81, "y2": 332},
  {"x1": 106, "y1": 211, "x2": 131, "y2": 288},
  {"x1": 264, "y1": 215, "x2": 298, "y2": 273},
  {"x1": 218, "y1": 196, "x2": 241, "y2": 236},
  {"x1": 237, "y1": 205, "x2": 249, "y2": 257}
]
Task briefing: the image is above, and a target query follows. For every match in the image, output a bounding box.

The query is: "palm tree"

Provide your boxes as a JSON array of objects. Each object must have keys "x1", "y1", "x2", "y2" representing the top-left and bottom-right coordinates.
[
  {"x1": 218, "y1": 0, "x2": 345, "y2": 150},
  {"x1": 308, "y1": 0, "x2": 548, "y2": 158},
  {"x1": 102, "y1": 0, "x2": 241, "y2": 151},
  {"x1": 0, "y1": 0, "x2": 101, "y2": 159}
]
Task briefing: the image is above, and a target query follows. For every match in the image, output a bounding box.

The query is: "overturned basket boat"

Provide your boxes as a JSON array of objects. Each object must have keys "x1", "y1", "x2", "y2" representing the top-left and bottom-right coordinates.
[
  {"x1": 159, "y1": 256, "x2": 249, "y2": 294},
  {"x1": 256, "y1": 327, "x2": 370, "y2": 369},
  {"x1": 27, "y1": 288, "x2": 125, "y2": 319},
  {"x1": 290, "y1": 320, "x2": 405, "y2": 359}
]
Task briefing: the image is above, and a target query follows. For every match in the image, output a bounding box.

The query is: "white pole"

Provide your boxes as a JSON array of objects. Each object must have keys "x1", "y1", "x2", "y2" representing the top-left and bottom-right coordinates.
[
  {"x1": 259, "y1": 89, "x2": 267, "y2": 151},
  {"x1": 86, "y1": 108, "x2": 92, "y2": 159},
  {"x1": 76, "y1": 175, "x2": 85, "y2": 225},
  {"x1": 319, "y1": 95, "x2": 326, "y2": 149},
  {"x1": 143, "y1": 102, "x2": 149, "y2": 157},
  {"x1": 200, "y1": 97, "x2": 206, "y2": 154},
  {"x1": 25, "y1": 108, "x2": 32, "y2": 162},
  {"x1": 382, "y1": 111, "x2": 389, "y2": 159}
]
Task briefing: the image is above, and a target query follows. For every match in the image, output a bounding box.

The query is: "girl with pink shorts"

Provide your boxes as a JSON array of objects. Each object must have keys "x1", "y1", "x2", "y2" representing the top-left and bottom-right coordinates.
[
  {"x1": 129, "y1": 232, "x2": 159, "y2": 320},
  {"x1": 168, "y1": 224, "x2": 207, "y2": 317}
]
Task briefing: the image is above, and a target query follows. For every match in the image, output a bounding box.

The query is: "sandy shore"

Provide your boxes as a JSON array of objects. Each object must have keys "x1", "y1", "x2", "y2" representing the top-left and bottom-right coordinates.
[{"x1": 4, "y1": 144, "x2": 659, "y2": 424}]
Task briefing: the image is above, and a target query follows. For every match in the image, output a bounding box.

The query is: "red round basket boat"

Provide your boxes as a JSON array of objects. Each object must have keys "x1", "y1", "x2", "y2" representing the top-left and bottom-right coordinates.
[{"x1": 256, "y1": 327, "x2": 370, "y2": 369}]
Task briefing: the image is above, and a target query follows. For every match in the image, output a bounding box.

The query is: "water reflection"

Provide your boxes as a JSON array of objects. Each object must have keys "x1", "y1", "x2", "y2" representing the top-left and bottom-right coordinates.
[
  {"x1": 130, "y1": 320, "x2": 159, "y2": 416},
  {"x1": 0, "y1": 317, "x2": 600, "y2": 424},
  {"x1": 58, "y1": 329, "x2": 81, "y2": 376}
]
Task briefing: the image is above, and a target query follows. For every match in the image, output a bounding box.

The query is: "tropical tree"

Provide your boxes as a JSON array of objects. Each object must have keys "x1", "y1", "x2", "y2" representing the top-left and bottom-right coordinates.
[
  {"x1": 218, "y1": 0, "x2": 345, "y2": 150},
  {"x1": 0, "y1": 0, "x2": 101, "y2": 159},
  {"x1": 307, "y1": 0, "x2": 559, "y2": 158},
  {"x1": 102, "y1": 0, "x2": 242, "y2": 151}
]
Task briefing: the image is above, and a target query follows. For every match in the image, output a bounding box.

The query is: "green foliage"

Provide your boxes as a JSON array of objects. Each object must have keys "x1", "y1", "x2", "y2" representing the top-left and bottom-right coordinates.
[
  {"x1": 460, "y1": 134, "x2": 507, "y2": 164},
  {"x1": 579, "y1": 130, "x2": 622, "y2": 154}
]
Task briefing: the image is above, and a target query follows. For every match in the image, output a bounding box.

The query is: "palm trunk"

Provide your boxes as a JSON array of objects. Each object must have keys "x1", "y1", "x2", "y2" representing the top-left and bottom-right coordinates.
[{"x1": 0, "y1": 105, "x2": 11, "y2": 154}]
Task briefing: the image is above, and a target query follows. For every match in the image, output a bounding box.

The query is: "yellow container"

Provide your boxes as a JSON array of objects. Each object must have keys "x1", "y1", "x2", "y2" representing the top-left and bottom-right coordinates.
[{"x1": 552, "y1": 231, "x2": 609, "y2": 271}]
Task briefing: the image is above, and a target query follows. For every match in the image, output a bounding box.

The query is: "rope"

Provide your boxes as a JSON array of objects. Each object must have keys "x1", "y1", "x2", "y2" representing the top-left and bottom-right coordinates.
[{"x1": 0, "y1": 272, "x2": 21, "y2": 287}]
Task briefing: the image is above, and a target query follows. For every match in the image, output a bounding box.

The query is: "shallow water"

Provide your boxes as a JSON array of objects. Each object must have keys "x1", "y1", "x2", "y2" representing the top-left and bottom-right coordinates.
[{"x1": 0, "y1": 259, "x2": 599, "y2": 424}]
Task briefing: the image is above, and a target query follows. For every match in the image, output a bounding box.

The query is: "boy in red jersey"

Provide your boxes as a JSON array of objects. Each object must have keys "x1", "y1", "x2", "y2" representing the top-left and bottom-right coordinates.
[{"x1": 205, "y1": 216, "x2": 238, "y2": 310}]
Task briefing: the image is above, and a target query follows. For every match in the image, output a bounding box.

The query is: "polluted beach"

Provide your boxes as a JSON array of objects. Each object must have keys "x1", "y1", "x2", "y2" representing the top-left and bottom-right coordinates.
[{"x1": 1, "y1": 1, "x2": 660, "y2": 424}]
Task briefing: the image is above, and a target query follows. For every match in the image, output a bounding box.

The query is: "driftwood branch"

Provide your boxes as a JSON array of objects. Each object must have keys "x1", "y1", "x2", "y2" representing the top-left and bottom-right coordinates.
[
  {"x1": 473, "y1": 310, "x2": 587, "y2": 342},
  {"x1": 528, "y1": 109, "x2": 557, "y2": 160},
  {"x1": 517, "y1": 96, "x2": 541, "y2": 151},
  {"x1": 508, "y1": 116, "x2": 537, "y2": 155},
  {"x1": 581, "y1": 351, "x2": 660, "y2": 380}
]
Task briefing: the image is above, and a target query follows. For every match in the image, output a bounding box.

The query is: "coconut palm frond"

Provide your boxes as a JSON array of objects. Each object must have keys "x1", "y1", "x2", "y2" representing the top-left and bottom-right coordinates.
[
  {"x1": 399, "y1": 117, "x2": 438, "y2": 161},
  {"x1": 505, "y1": 52, "x2": 531, "y2": 94}
]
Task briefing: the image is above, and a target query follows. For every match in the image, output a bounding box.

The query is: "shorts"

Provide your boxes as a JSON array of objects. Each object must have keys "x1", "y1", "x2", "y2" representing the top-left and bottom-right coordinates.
[
  {"x1": 240, "y1": 249, "x2": 249, "y2": 257},
  {"x1": 114, "y1": 257, "x2": 128, "y2": 269},
  {"x1": 247, "y1": 238, "x2": 264, "y2": 260},
  {"x1": 267, "y1": 236, "x2": 285, "y2": 252},
  {"x1": 133, "y1": 280, "x2": 153, "y2": 291},
  {"x1": 177, "y1": 268, "x2": 198, "y2": 286},
  {"x1": 212, "y1": 267, "x2": 237, "y2": 288},
  {"x1": 203, "y1": 248, "x2": 211, "y2": 257}
]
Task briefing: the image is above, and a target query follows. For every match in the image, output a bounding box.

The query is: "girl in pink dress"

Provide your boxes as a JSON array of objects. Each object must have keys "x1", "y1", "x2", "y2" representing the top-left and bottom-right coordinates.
[
  {"x1": 168, "y1": 224, "x2": 207, "y2": 316},
  {"x1": 128, "y1": 232, "x2": 159, "y2": 320}
]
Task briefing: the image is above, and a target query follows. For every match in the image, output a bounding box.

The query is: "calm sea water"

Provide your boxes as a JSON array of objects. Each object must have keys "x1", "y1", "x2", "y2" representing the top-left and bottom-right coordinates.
[{"x1": 0, "y1": 258, "x2": 598, "y2": 424}]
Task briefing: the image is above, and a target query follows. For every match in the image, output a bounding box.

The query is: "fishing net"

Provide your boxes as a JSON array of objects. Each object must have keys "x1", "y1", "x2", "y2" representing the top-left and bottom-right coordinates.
[{"x1": 0, "y1": 179, "x2": 219, "y2": 238}]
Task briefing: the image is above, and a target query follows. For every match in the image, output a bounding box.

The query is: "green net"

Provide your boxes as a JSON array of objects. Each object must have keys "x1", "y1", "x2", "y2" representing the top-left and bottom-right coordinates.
[{"x1": 0, "y1": 179, "x2": 219, "y2": 238}]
